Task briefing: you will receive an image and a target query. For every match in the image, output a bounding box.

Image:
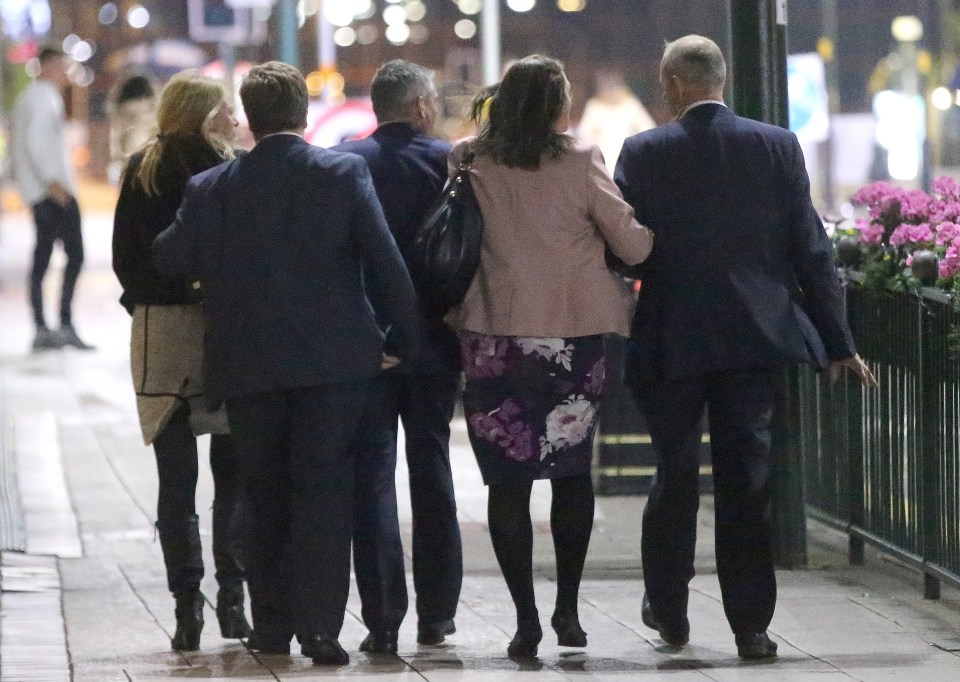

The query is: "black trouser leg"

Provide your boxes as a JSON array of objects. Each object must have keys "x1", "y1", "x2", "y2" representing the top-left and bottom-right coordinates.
[
  {"x1": 352, "y1": 375, "x2": 407, "y2": 633},
  {"x1": 632, "y1": 379, "x2": 706, "y2": 622},
  {"x1": 57, "y1": 198, "x2": 83, "y2": 327},
  {"x1": 398, "y1": 372, "x2": 462, "y2": 625},
  {"x1": 707, "y1": 372, "x2": 777, "y2": 635},
  {"x1": 153, "y1": 403, "x2": 203, "y2": 594},
  {"x1": 487, "y1": 482, "x2": 538, "y2": 625},
  {"x1": 210, "y1": 434, "x2": 244, "y2": 588},
  {"x1": 29, "y1": 200, "x2": 57, "y2": 328},
  {"x1": 226, "y1": 392, "x2": 292, "y2": 642},
  {"x1": 550, "y1": 474, "x2": 594, "y2": 614}
]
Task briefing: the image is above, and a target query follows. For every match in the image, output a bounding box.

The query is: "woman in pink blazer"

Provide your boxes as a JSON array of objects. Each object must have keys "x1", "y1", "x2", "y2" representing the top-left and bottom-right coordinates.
[{"x1": 448, "y1": 55, "x2": 653, "y2": 658}]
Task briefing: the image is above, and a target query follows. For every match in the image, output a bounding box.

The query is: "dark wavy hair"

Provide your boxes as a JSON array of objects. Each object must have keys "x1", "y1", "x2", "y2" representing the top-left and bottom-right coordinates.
[{"x1": 471, "y1": 55, "x2": 573, "y2": 170}]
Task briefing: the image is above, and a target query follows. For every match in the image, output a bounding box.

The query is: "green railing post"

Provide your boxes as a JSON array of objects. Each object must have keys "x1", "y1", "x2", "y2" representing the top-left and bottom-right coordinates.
[
  {"x1": 919, "y1": 295, "x2": 942, "y2": 599},
  {"x1": 730, "y1": 0, "x2": 806, "y2": 567}
]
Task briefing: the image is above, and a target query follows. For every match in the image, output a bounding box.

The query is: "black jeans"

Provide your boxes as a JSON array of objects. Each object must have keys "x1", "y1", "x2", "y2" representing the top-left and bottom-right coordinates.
[
  {"x1": 227, "y1": 381, "x2": 370, "y2": 640},
  {"x1": 30, "y1": 197, "x2": 83, "y2": 328},
  {"x1": 632, "y1": 371, "x2": 777, "y2": 635},
  {"x1": 353, "y1": 371, "x2": 462, "y2": 632},
  {"x1": 153, "y1": 401, "x2": 243, "y2": 592}
]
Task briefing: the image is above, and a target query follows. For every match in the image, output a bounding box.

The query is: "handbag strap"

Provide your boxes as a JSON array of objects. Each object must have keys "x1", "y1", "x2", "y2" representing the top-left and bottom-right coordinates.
[{"x1": 458, "y1": 149, "x2": 475, "y2": 171}]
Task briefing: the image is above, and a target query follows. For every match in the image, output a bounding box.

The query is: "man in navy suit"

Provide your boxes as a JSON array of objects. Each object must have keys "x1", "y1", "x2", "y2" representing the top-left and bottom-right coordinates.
[
  {"x1": 154, "y1": 62, "x2": 419, "y2": 665},
  {"x1": 334, "y1": 60, "x2": 462, "y2": 653},
  {"x1": 614, "y1": 36, "x2": 876, "y2": 659}
]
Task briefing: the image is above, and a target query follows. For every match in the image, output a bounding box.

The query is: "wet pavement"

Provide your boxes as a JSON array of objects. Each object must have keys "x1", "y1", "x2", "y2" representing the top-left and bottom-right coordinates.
[{"x1": 0, "y1": 190, "x2": 959, "y2": 681}]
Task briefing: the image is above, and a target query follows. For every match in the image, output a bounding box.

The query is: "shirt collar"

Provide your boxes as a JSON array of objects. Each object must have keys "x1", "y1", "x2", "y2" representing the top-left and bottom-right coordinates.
[{"x1": 678, "y1": 100, "x2": 727, "y2": 120}]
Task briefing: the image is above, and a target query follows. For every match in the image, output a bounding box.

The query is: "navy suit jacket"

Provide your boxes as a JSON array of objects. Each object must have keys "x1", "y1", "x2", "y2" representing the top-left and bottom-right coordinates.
[
  {"x1": 153, "y1": 133, "x2": 419, "y2": 402},
  {"x1": 614, "y1": 103, "x2": 855, "y2": 383},
  {"x1": 334, "y1": 122, "x2": 459, "y2": 373}
]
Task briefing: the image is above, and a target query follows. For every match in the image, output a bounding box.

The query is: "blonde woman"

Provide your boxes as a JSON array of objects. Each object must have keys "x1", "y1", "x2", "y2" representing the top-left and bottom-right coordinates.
[{"x1": 111, "y1": 70, "x2": 248, "y2": 651}]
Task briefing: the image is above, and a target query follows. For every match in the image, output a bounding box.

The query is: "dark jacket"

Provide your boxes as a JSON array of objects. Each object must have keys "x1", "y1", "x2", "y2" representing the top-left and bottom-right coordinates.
[
  {"x1": 334, "y1": 122, "x2": 459, "y2": 373},
  {"x1": 614, "y1": 103, "x2": 855, "y2": 383},
  {"x1": 112, "y1": 136, "x2": 232, "y2": 313},
  {"x1": 153, "y1": 134, "x2": 420, "y2": 402}
]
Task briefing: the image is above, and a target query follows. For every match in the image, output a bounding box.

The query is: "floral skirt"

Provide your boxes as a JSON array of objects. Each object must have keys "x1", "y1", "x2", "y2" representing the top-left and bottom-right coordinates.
[{"x1": 459, "y1": 332, "x2": 607, "y2": 485}]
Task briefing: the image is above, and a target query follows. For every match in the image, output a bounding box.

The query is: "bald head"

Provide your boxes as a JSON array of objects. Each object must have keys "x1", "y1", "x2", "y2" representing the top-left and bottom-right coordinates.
[{"x1": 660, "y1": 35, "x2": 726, "y2": 116}]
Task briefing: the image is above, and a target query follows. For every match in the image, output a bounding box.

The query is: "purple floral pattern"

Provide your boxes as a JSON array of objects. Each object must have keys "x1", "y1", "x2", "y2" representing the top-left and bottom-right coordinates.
[{"x1": 460, "y1": 333, "x2": 607, "y2": 484}]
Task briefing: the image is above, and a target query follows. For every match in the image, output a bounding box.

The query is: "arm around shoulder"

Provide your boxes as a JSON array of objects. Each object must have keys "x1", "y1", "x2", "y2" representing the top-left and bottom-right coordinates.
[{"x1": 152, "y1": 173, "x2": 206, "y2": 279}]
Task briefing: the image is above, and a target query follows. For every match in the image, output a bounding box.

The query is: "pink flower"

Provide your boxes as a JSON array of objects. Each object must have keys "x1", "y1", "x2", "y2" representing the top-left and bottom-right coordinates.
[
  {"x1": 854, "y1": 217, "x2": 885, "y2": 245},
  {"x1": 935, "y1": 221, "x2": 960, "y2": 246},
  {"x1": 933, "y1": 176, "x2": 960, "y2": 201},
  {"x1": 889, "y1": 222, "x2": 934, "y2": 246},
  {"x1": 900, "y1": 190, "x2": 931, "y2": 221}
]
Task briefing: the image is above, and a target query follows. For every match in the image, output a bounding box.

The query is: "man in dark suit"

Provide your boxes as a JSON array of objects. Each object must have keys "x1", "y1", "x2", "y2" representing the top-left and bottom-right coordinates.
[
  {"x1": 614, "y1": 35, "x2": 876, "y2": 659},
  {"x1": 153, "y1": 62, "x2": 419, "y2": 665},
  {"x1": 333, "y1": 60, "x2": 462, "y2": 653}
]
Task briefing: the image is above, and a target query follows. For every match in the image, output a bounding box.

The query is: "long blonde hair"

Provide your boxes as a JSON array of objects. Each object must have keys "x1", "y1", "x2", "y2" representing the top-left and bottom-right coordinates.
[{"x1": 134, "y1": 69, "x2": 234, "y2": 196}]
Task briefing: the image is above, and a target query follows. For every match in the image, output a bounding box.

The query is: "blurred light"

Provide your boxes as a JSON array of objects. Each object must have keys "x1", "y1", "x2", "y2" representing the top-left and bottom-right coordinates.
[
  {"x1": 297, "y1": 0, "x2": 306, "y2": 27},
  {"x1": 302, "y1": 0, "x2": 320, "y2": 16},
  {"x1": 458, "y1": 0, "x2": 481, "y2": 14},
  {"x1": 385, "y1": 0, "x2": 402, "y2": 3},
  {"x1": 357, "y1": 23, "x2": 378, "y2": 44},
  {"x1": 383, "y1": 5, "x2": 406, "y2": 24},
  {"x1": 127, "y1": 5, "x2": 150, "y2": 29},
  {"x1": 324, "y1": 0, "x2": 356, "y2": 26},
  {"x1": 405, "y1": 1, "x2": 426, "y2": 22},
  {"x1": 933, "y1": 87, "x2": 952, "y2": 111},
  {"x1": 557, "y1": 0, "x2": 585, "y2": 10},
  {"x1": 891, "y1": 15, "x2": 923, "y2": 43},
  {"x1": 409, "y1": 23, "x2": 428, "y2": 44},
  {"x1": 327, "y1": 72, "x2": 345, "y2": 94},
  {"x1": 454, "y1": 18, "x2": 476, "y2": 39},
  {"x1": 71, "y1": 40, "x2": 93, "y2": 62},
  {"x1": 333, "y1": 26, "x2": 357, "y2": 46},
  {"x1": 25, "y1": 57, "x2": 40, "y2": 78},
  {"x1": 955, "y1": 90, "x2": 960, "y2": 106},
  {"x1": 385, "y1": 22, "x2": 410, "y2": 44},
  {"x1": 98, "y1": 2, "x2": 118, "y2": 25},
  {"x1": 507, "y1": 0, "x2": 535, "y2": 11},
  {"x1": 352, "y1": 0, "x2": 374, "y2": 19},
  {"x1": 73, "y1": 65, "x2": 94, "y2": 87},
  {"x1": 62, "y1": 34, "x2": 80, "y2": 52},
  {"x1": 305, "y1": 70, "x2": 325, "y2": 96}
]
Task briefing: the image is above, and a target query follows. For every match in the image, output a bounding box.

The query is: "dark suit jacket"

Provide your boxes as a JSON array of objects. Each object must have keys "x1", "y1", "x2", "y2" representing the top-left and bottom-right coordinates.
[
  {"x1": 153, "y1": 133, "x2": 419, "y2": 402},
  {"x1": 614, "y1": 103, "x2": 855, "y2": 383},
  {"x1": 334, "y1": 122, "x2": 459, "y2": 373}
]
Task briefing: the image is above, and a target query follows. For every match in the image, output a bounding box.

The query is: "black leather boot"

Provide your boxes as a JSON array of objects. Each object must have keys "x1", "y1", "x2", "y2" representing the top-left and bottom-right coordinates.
[
  {"x1": 156, "y1": 515, "x2": 205, "y2": 651},
  {"x1": 216, "y1": 583, "x2": 252, "y2": 639},
  {"x1": 172, "y1": 591, "x2": 204, "y2": 651}
]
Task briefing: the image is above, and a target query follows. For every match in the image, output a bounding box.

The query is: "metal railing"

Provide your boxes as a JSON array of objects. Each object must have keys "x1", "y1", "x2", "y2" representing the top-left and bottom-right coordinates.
[{"x1": 800, "y1": 278, "x2": 960, "y2": 598}]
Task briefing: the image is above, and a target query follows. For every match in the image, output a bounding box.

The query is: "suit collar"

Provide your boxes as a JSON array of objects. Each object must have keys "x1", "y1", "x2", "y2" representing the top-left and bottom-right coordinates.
[
  {"x1": 253, "y1": 132, "x2": 307, "y2": 150},
  {"x1": 374, "y1": 121, "x2": 423, "y2": 140},
  {"x1": 679, "y1": 102, "x2": 733, "y2": 124}
]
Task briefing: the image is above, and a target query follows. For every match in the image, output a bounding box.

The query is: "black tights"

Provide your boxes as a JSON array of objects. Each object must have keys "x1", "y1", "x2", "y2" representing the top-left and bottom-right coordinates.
[
  {"x1": 487, "y1": 474, "x2": 595, "y2": 626},
  {"x1": 153, "y1": 403, "x2": 238, "y2": 523}
]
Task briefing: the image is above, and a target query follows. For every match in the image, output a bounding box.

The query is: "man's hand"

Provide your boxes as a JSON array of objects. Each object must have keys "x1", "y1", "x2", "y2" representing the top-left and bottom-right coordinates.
[
  {"x1": 381, "y1": 354, "x2": 401, "y2": 370},
  {"x1": 829, "y1": 353, "x2": 878, "y2": 387},
  {"x1": 47, "y1": 182, "x2": 72, "y2": 207}
]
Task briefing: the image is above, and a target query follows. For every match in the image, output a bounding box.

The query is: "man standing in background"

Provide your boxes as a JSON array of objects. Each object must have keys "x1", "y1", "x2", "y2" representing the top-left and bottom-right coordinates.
[
  {"x1": 334, "y1": 60, "x2": 463, "y2": 653},
  {"x1": 11, "y1": 46, "x2": 93, "y2": 351}
]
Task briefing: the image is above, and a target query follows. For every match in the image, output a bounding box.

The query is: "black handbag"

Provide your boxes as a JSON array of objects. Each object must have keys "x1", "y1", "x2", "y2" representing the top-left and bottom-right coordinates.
[{"x1": 410, "y1": 150, "x2": 483, "y2": 315}]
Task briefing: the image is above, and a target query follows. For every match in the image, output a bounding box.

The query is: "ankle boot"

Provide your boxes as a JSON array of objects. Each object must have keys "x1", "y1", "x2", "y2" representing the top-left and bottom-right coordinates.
[
  {"x1": 216, "y1": 583, "x2": 252, "y2": 638},
  {"x1": 507, "y1": 616, "x2": 542, "y2": 658},
  {"x1": 172, "y1": 590, "x2": 204, "y2": 651}
]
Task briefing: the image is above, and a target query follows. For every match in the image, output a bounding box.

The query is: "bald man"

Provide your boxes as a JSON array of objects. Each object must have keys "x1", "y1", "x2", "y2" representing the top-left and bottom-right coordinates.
[{"x1": 614, "y1": 35, "x2": 875, "y2": 659}]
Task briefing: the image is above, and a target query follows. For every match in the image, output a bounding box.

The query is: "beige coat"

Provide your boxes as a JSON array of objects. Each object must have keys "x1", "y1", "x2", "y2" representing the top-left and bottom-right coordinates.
[{"x1": 446, "y1": 139, "x2": 653, "y2": 338}]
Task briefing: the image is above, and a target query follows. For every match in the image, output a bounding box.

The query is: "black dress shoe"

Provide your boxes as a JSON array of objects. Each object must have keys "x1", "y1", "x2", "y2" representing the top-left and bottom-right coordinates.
[
  {"x1": 735, "y1": 632, "x2": 778, "y2": 659},
  {"x1": 417, "y1": 618, "x2": 456, "y2": 645},
  {"x1": 507, "y1": 621, "x2": 543, "y2": 659},
  {"x1": 246, "y1": 631, "x2": 291, "y2": 655},
  {"x1": 359, "y1": 630, "x2": 399, "y2": 654},
  {"x1": 551, "y1": 610, "x2": 587, "y2": 647},
  {"x1": 640, "y1": 593, "x2": 689, "y2": 647},
  {"x1": 301, "y1": 635, "x2": 349, "y2": 665}
]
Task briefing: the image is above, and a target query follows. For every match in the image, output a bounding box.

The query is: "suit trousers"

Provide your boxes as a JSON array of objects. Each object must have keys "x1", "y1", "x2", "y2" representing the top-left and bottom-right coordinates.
[
  {"x1": 227, "y1": 381, "x2": 370, "y2": 640},
  {"x1": 631, "y1": 371, "x2": 777, "y2": 635},
  {"x1": 30, "y1": 197, "x2": 83, "y2": 328},
  {"x1": 353, "y1": 371, "x2": 462, "y2": 632}
]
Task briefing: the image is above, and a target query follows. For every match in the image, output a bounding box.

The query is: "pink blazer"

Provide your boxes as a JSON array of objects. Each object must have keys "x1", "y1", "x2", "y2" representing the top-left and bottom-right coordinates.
[{"x1": 446, "y1": 139, "x2": 653, "y2": 338}]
